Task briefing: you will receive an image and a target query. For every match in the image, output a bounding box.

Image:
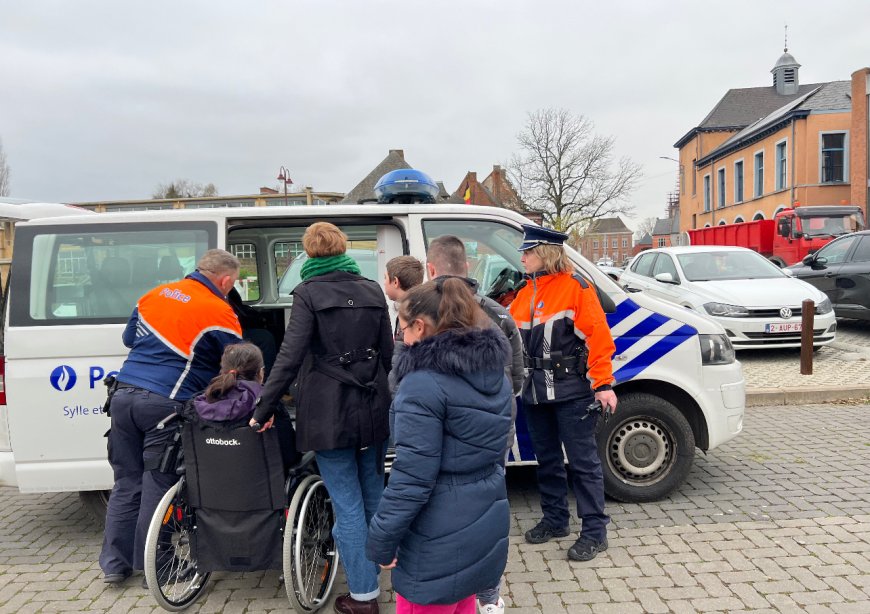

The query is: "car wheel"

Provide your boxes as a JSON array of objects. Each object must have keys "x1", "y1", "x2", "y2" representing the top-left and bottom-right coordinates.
[{"x1": 596, "y1": 392, "x2": 695, "y2": 503}]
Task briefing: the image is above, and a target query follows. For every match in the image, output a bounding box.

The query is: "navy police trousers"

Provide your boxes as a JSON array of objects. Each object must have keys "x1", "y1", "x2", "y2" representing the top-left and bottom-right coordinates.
[
  {"x1": 524, "y1": 394, "x2": 610, "y2": 541},
  {"x1": 99, "y1": 387, "x2": 181, "y2": 575}
]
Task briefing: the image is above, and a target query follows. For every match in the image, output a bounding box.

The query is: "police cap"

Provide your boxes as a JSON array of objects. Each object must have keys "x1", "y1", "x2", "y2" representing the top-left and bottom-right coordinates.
[{"x1": 518, "y1": 223, "x2": 569, "y2": 251}]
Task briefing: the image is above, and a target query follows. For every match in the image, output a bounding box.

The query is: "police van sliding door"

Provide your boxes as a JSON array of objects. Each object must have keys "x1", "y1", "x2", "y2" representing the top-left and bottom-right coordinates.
[{"x1": 5, "y1": 222, "x2": 216, "y2": 492}]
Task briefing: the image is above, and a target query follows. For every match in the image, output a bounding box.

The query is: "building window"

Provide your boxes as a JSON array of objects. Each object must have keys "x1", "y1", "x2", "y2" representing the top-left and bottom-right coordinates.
[
  {"x1": 703, "y1": 175, "x2": 711, "y2": 212},
  {"x1": 657, "y1": 237, "x2": 666, "y2": 247},
  {"x1": 775, "y1": 140, "x2": 787, "y2": 191},
  {"x1": 593, "y1": 239, "x2": 599, "y2": 249},
  {"x1": 734, "y1": 160, "x2": 744, "y2": 204},
  {"x1": 692, "y1": 159, "x2": 697, "y2": 195},
  {"x1": 821, "y1": 132, "x2": 847, "y2": 183},
  {"x1": 717, "y1": 168, "x2": 726, "y2": 208},
  {"x1": 593, "y1": 252, "x2": 599, "y2": 261},
  {"x1": 754, "y1": 151, "x2": 764, "y2": 197},
  {"x1": 611, "y1": 239, "x2": 617, "y2": 249},
  {"x1": 622, "y1": 238, "x2": 628, "y2": 248}
]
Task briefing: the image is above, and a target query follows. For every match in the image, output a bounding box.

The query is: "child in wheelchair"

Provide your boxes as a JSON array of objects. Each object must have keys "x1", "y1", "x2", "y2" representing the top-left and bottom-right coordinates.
[{"x1": 145, "y1": 343, "x2": 338, "y2": 612}]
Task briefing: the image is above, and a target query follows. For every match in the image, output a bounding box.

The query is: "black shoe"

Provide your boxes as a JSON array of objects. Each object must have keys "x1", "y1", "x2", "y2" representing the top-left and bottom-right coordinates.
[
  {"x1": 141, "y1": 576, "x2": 148, "y2": 590},
  {"x1": 103, "y1": 570, "x2": 132, "y2": 584},
  {"x1": 524, "y1": 520, "x2": 570, "y2": 544},
  {"x1": 567, "y1": 536, "x2": 608, "y2": 561}
]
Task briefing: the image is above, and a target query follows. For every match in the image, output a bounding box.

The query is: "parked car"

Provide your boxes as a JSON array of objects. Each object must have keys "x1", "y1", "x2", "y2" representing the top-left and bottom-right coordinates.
[
  {"x1": 786, "y1": 230, "x2": 870, "y2": 321},
  {"x1": 596, "y1": 257, "x2": 614, "y2": 267},
  {"x1": 618, "y1": 246, "x2": 837, "y2": 349},
  {"x1": 597, "y1": 264, "x2": 624, "y2": 281}
]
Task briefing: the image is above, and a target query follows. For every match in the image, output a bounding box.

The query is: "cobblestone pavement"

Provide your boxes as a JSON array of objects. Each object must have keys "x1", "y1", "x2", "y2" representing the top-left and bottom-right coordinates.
[
  {"x1": 2, "y1": 402, "x2": 870, "y2": 613},
  {"x1": 739, "y1": 319, "x2": 870, "y2": 392}
]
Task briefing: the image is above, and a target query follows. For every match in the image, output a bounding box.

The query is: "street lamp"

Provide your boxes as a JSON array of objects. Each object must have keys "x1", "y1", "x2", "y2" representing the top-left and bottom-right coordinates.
[
  {"x1": 277, "y1": 166, "x2": 293, "y2": 207},
  {"x1": 659, "y1": 156, "x2": 679, "y2": 163}
]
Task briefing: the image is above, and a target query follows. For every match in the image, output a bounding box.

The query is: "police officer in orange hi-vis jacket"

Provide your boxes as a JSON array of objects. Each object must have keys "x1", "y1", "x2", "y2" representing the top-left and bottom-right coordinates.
[{"x1": 509, "y1": 224, "x2": 618, "y2": 562}]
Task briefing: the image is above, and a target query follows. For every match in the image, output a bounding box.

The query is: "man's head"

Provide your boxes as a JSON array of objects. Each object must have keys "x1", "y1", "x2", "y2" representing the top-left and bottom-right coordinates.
[
  {"x1": 384, "y1": 255, "x2": 424, "y2": 301},
  {"x1": 426, "y1": 235, "x2": 468, "y2": 279},
  {"x1": 197, "y1": 249, "x2": 241, "y2": 297}
]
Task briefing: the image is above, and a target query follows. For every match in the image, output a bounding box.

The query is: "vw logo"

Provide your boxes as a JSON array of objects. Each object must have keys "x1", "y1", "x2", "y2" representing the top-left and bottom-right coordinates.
[
  {"x1": 779, "y1": 307, "x2": 793, "y2": 319},
  {"x1": 50, "y1": 365, "x2": 77, "y2": 392}
]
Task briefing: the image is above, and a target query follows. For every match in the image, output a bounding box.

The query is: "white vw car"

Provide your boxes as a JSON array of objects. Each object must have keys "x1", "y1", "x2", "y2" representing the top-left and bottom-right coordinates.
[{"x1": 618, "y1": 246, "x2": 837, "y2": 350}]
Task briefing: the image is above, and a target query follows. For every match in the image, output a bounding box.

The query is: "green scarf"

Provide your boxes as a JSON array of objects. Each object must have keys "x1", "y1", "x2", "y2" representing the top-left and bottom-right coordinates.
[{"x1": 300, "y1": 253, "x2": 362, "y2": 281}]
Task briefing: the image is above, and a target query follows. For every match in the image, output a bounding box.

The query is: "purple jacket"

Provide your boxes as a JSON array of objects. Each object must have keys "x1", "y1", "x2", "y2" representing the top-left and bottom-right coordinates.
[{"x1": 193, "y1": 380, "x2": 262, "y2": 422}]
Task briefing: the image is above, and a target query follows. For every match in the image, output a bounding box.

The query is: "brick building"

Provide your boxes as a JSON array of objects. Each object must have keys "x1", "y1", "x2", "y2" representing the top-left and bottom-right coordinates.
[
  {"x1": 578, "y1": 216, "x2": 632, "y2": 264},
  {"x1": 674, "y1": 49, "x2": 870, "y2": 231}
]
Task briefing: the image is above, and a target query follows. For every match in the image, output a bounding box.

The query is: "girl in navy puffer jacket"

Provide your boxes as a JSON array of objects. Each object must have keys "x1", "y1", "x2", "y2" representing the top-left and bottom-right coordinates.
[{"x1": 366, "y1": 278, "x2": 512, "y2": 614}]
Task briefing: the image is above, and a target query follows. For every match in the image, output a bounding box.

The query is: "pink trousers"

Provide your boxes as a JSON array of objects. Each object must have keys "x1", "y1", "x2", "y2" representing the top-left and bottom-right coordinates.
[{"x1": 395, "y1": 593, "x2": 476, "y2": 614}]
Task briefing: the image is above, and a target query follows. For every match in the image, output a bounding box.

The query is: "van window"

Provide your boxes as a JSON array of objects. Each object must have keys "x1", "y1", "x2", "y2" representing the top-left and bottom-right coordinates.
[
  {"x1": 9, "y1": 222, "x2": 215, "y2": 325},
  {"x1": 229, "y1": 242, "x2": 259, "y2": 301},
  {"x1": 276, "y1": 225, "x2": 380, "y2": 297},
  {"x1": 421, "y1": 219, "x2": 523, "y2": 296}
]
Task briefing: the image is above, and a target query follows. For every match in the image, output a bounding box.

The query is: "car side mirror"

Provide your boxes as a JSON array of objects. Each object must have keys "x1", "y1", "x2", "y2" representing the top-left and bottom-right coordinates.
[
  {"x1": 814, "y1": 256, "x2": 828, "y2": 267},
  {"x1": 654, "y1": 272, "x2": 677, "y2": 284}
]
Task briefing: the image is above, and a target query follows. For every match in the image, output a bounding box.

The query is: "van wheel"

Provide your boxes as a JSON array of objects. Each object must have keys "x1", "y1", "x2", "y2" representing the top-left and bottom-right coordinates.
[
  {"x1": 596, "y1": 393, "x2": 694, "y2": 503},
  {"x1": 79, "y1": 490, "x2": 111, "y2": 526}
]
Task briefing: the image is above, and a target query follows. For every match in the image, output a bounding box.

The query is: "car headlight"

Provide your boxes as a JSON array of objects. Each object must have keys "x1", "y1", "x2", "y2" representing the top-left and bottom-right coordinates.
[
  {"x1": 703, "y1": 302, "x2": 750, "y2": 317},
  {"x1": 815, "y1": 297, "x2": 833, "y2": 315},
  {"x1": 699, "y1": 334, "x2": 735, "y2": 365}
]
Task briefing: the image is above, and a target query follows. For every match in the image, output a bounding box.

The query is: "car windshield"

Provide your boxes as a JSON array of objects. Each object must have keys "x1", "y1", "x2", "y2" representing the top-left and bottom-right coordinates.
[
  {"x1": 676, "y1": 251, "x2": 785, "y2": 281},
  {"x1": 798, "y1": 212, "x2": 866, "y2": 238}
]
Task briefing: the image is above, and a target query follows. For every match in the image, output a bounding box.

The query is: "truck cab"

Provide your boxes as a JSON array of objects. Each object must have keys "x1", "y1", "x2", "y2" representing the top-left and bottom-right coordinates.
[{"x1": 772, "y1": 206, "x2": 865, "y2": 266}]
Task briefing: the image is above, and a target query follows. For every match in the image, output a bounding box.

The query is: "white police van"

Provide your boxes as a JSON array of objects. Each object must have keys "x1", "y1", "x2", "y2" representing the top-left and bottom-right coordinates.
[{"x1": 0, "y1": 190, "x2": 745, "y2": 517}]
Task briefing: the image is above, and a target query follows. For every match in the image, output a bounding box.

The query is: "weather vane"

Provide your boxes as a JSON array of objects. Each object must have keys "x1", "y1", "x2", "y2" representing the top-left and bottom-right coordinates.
[{"x1": 784, "y1": 24, "x2": 788, "y2": 52}]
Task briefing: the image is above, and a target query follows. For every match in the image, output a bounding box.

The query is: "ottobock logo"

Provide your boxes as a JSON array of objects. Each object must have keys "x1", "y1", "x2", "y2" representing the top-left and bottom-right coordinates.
[
  {"x1": 50, "y1": 365, "x2": 78, "y2": 392},
  {"x1": 205, "y1": 437, "x2": 241, "y2": 446}
]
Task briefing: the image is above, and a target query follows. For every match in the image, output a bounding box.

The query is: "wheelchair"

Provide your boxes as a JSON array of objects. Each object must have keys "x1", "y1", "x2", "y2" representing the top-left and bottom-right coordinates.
[{"x1": 143, "y1": 407, "x2": 339, "y2": 612}]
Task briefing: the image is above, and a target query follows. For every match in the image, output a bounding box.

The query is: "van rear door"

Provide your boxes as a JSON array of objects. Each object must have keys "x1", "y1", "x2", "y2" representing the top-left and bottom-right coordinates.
[{"x1": 4, "y1": 220, "x2": 217, "y2": 492}]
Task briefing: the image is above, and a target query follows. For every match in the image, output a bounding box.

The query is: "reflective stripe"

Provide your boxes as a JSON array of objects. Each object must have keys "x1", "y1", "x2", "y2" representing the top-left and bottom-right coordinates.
[
  {"x1": 613, "y1": 324, "x2": 696, "y2": 382},
  {"x1": 613, "y1": 312, "x2": 672, "y2": 356}
]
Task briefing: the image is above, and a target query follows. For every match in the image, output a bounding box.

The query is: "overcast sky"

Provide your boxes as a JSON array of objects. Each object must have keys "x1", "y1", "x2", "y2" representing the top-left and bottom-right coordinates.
[{"x1": 2, "y1": 0, "x2": 869, "y2": 230}]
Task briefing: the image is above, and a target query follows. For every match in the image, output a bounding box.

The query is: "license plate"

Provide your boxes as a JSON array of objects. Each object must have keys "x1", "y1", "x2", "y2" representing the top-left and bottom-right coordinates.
[{"x1": 765, "y1": 322, "x2": 802, "y2": 333}]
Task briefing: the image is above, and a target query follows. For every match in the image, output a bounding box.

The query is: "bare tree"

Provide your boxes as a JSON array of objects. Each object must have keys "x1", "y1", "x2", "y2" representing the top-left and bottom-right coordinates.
[
  {"x1": 634, "y1": 216, "x2": 657, "y2": 240},
  {"x1": 509, "y1": 108, "x2": 642, "y2": 234},
  {"x1": 0, "y1": 138, "x2": 10, "y2": 197},
  {"x1": 153, "y1": 179, "x2": 218, "y2": 199}
]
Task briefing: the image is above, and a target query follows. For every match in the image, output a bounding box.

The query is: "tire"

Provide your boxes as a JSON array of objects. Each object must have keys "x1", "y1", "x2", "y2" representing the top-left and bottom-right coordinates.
[
  {"x1": 596, "y1": 392, "x2": 695, "y2": 503},
  {"x1": 283, "y1": 474, "x2": 339, "y2": 613},
  {"x1": 79, "y1": 490, "x2": 111, "y2": 526},
  {"x1": 144, "y1": 480, "x2": 211, "y2": 611}
]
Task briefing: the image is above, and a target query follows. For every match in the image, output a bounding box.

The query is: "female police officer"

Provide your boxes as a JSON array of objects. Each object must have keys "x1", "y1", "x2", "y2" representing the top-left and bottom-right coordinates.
[{"x1": 508, "y1": 224, "x2": 618, "y2": 562}]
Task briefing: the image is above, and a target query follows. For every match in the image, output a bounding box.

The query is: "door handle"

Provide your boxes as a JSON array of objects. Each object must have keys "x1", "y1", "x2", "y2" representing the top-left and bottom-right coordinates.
[{"x1": 824, "y1": 272, "x2": 836, "y2": 277}]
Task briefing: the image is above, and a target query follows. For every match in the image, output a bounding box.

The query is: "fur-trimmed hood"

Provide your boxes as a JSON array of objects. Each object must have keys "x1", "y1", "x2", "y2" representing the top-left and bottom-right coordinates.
[{"x1": 392, "y1": 327, "x2": 510, "y2": 394}]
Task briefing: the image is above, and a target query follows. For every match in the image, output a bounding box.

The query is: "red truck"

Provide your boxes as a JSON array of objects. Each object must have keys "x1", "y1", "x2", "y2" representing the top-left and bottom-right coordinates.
[{"x1": 687, "y1": 205, "x2": 866, "y2": 267}]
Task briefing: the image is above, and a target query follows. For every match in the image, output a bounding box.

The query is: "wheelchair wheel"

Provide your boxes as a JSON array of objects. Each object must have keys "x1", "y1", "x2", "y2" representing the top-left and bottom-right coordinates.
[
  {"x1": 283, "y1": 474, "x2": 339, "y2": 613},
  {"x1": 144, "y1": 480, "x2": 212, "y2": 611}
]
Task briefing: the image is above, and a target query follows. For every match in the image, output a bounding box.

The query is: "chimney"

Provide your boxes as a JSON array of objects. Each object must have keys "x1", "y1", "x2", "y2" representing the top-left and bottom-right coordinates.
[{"x1": 389, "y1": 149, "x2": 405, "y2": 158}]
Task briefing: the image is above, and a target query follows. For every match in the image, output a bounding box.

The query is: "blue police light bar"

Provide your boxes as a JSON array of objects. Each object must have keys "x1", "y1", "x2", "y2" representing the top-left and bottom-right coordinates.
[{"x1": 374, "y1": 169, "x2": 440, "y2": 204}]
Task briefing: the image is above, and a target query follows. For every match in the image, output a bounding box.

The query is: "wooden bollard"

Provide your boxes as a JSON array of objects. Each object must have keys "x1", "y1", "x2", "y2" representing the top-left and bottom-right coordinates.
[{"x1": 800, "y1": 298, "x2": 814, "y2": 375}]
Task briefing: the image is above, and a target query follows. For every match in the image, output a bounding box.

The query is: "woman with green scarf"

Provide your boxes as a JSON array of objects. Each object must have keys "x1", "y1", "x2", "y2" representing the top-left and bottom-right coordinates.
[{"x1": 253, "y1": 222, "x2": 393, "y2": 614}]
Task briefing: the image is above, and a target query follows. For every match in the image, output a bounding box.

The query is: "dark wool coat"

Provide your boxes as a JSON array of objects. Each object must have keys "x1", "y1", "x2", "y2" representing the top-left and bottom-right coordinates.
[
  {"x1": 255, "y1": 271, "x2": 393, "y2": 452},
  {"x1": 366, "y1": 327, "x2": 512, "y2": 605}
]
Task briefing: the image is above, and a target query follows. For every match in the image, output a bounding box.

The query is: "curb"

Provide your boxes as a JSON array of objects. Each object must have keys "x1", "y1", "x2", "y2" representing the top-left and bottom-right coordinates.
[{"x1": 746, "y1": 385, "x2": 870, "y2": 406}]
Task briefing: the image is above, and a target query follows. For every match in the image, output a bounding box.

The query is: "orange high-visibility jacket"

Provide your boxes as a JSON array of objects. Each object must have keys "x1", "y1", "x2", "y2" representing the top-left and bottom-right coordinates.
[{"x1": 509, "y1": 271, "x2": 615, "y2": 405}]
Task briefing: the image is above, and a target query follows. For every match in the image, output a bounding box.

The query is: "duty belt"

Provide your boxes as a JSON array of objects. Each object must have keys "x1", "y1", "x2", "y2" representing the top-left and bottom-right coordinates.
[{"x1": 524, "y1": 356, "x2": 582, "y2": 370}]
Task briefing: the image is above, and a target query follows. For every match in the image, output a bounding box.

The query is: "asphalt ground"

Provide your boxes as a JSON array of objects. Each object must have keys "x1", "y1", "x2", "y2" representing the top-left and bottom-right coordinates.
[{"x1": 2, "y1": 401, "x2": 869, "y2": 613}]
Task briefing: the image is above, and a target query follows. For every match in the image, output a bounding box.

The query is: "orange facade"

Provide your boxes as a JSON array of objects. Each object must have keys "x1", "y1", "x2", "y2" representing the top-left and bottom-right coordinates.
[{"x1": 677, "y1": 69, "x2": 869, "y2": 232}]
